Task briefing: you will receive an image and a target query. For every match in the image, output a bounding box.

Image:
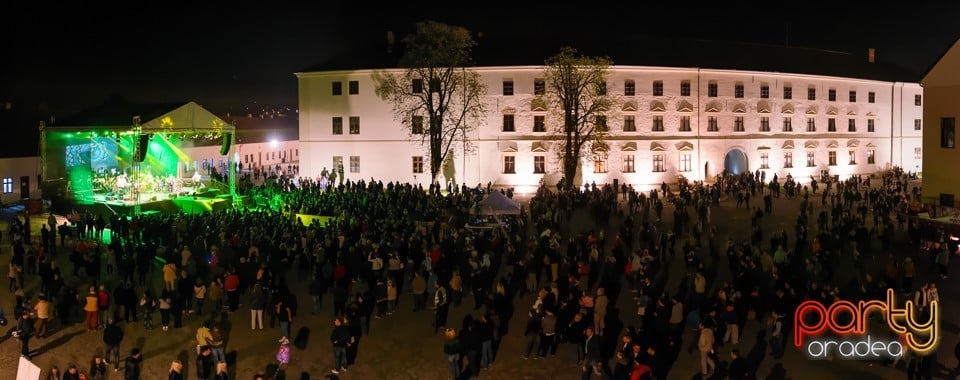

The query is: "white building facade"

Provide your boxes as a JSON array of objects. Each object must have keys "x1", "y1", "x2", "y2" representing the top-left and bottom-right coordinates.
[
  {"x1": 297, "y1": 66, "x2": 922, "y2": 191},
  {"x1": 0, "y1": 156, "x2": 41, "y2": 204}
]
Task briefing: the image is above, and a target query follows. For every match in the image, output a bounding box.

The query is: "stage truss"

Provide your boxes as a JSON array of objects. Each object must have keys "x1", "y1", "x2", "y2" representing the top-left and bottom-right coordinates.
[{"x1": 40, "y1": 115, "x2": 237, "y2": 215}]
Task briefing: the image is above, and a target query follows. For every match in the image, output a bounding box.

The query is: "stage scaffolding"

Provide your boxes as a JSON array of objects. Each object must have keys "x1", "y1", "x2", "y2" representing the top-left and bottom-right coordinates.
[{"x1": 40, "y1": 110, "x2": 237, "y2": 216}]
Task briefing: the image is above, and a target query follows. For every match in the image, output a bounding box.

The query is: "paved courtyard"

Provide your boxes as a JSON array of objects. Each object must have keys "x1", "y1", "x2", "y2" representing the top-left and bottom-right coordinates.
[{"x1": 0, "y1": 179, "x2": 956, "y2": 380}]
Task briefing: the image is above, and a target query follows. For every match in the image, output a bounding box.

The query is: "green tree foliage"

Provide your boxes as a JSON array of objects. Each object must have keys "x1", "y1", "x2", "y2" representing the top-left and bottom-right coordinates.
[
  {"x1": 543, "y1": 47, "x2": 613, "y2": 190},
  {"x1": 373, "y1": 21, "x2": 487, "y2": 183}
]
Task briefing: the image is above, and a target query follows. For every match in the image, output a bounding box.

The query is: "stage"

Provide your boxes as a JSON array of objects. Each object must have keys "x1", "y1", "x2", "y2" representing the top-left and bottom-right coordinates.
[
  {"x1": 40, "y1": 101, "x2": 239, "y2": 217},
  {"x1": 74, "y1": 187, "x2": 244, "y2": 217}
]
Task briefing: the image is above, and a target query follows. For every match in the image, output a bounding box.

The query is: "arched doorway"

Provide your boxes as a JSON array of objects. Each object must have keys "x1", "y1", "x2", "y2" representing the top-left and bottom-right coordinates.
[
  {"x1": 704, "y1": 162, "x2": 711, "y2": 180},
  {"x1": 724, "y1": 149, "x2": 748, "y2": 175}
]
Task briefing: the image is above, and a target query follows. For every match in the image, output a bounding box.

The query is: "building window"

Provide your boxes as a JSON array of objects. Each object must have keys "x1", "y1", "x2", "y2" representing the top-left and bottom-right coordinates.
[
  {"x1": 828, "y1": 118, "x2": 836, "y2": 132},
  {"x1": 1, "y1": 177, "x2": 10, "y2": 193},
  {"x1": 784, "y1": 86, "x2": 793, "y2": 100},
  {"x1": 501, "y1": 80, "x2": 514, "y2": 96},
  {"x1": 828, "y1": 89, "x2": 836, "y2": 102},
  {"x1": 707, "y1": 116, "x2": 719, "y2": 132},
  {"x1": 653, "y1": 154, "x2": 665, "y2": 172},
  {"x1": 502, "y1": 114, "x2": 515, "y2": 132},
  {"x1": 333, "y1": 156, "x2": 343, "y2": 172},
  {"x1": 760, "y1": 152, "x2": 769, "y2": 169},
  {"x1": 503, "y1": 156, "x2": 515, "y2": 173},
  {"x1": 807, "y1": 118, "x2": 816, "y2": 132},
  {"x1": 332, "y1": 117, "x2": 343, "y2": 135},
  {"x1": 652, "y1": 116, "x2": 664, "y2": 132},
  {"x1": 848, "y1": 151, "x2": 857, "y2": 165},
  {"x1": 594, "y1": 115, "x2": 607, "y2": 132},
  {"x1": 942, "y1": 117, "x2": 956, "y2": 148},
  {"x1": 349, "y1": 116, "x2": 360, "y2": 134},
  {"x1": 624, "y1": 80, "x2": 635, "y2": 96},
  {"x1": 828, "y1": 151, "x2": 837, "y2": 166},
  {"x1": 783, "y1": 118, "x2": 793, "y2": 132},
  {"x1": 849, "y1": 90, "x2": 857, "y2": 102},
  {"x1": 868, "y1": 119, "x2": 875, "y2": 132},
  {"x1": 848, "y1": 119, "x2": 856, "y2": 132},
  {"x1": 593, "y1": 153, "x2": 608, "y2": 173},
  {"x1": 332, "y1": 81, "x2": 342, "y2": 96},
  {"x1": 679, "y1": 116, "x2": 691, "y2": 132},
  {"x1": 680, "y1": 153, "x2": 692, "y2": 172},
  {"x1": 681, "y1": 81, "x2": 691, "y2": 96},
  {"x1": 411, "y1": 115, "x2": 424, "y2": 134},
  {"x1": 807, "y1": 87, "x2": 816, "y2": 101},
  {"x1": 349, "y1": 156, "x2": 360, "y2": 173},
  {"x1": 534, "y1": 155, "x2": 546, "y2": 174},
  {"x1": 734, "y1": 116, "x2": 745, "y2": 132},
  {"x1": 412, "y1": 78, "x2": 424, "y2": 94},
  {"x1": 914, "y1": 147, "x2": 921, "y2": 160},
  {"x1": 623, "y1": 155, "x2": 635, "y2": 173},
  {"x1": 806, "y1": 152, "x2": 815, "y2": 167},
  {"x1": 914, "y1": 119, "x2": 922, "y2": 131},
  {"x1": 596, "y1": 81, "x2": 607, "y2": 96},
  {"x1": 868, "y1": 92, "x2": 875, "y2": 103},
  {"x1": 534, "y1": 115, "x2": 546, "y2": 132},
  {"x1": 429, "y1": 78, "x2": 441, "y2": 92},
  {"x1": 734, "y1": 83, "x2": 744, "y2": 98},
  {"x1": 348, "y1": 80, "x2": 359, "y2": 95},
  {"x1": 868, "y1": 150, "x2": 876, "y2": 164},
  {"x1": 760, "y1": 117, "x2": 770, "y2": 132},
  {"x1": 708, "y1": 82, "x2": 718, "y2": 97},
  {"x1": 784, "y1": 152, "x2": 793, "y2": 168},
  {"x1": 915, "y1": 94, "x2": 922, "y2": 106},
  {"x1": 653, "y1": 80, "x2": 663, "y2": 96},
  {"x1": 760, "y1": 84, "x2": 769, "y2": 99},
  {"x1": 623, "y1": 115, "x2": 636, "y2": 132},
  {"x1": 412, "y1": 156, "x2": 424, "y2": 173},
  {"x1": 534, "y1": 78, "x2": 545, "y2": 95}
]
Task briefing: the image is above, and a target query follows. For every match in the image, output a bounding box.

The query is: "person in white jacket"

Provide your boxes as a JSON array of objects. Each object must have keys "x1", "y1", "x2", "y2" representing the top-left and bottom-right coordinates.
[{"x1": 698, "y1": 322, "x2": 716, "y2": 377}]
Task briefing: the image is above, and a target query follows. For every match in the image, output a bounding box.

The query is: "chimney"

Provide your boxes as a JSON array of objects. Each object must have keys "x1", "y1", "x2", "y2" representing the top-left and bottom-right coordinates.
[
  {"x1": 868, "y1": 48, "x2": 876, "y2": 63},
  {"x1": 386, "y1": 31, "x2": 395, "y2": 54}
]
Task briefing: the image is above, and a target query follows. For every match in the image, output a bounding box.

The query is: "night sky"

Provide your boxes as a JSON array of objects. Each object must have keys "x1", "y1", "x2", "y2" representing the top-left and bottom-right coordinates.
[{"x1": 2, "y1": 2, "x2": 959, "y2": 124}]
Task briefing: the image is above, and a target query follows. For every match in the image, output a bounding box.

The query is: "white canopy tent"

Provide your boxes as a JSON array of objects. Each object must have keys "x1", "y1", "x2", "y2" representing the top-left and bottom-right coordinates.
[
  {"x1": 467, "y1": 191, "x2": 521, "y2": 230},
  {"x1": 475, "y1": 191, "x2": 521, "y2": 215}
]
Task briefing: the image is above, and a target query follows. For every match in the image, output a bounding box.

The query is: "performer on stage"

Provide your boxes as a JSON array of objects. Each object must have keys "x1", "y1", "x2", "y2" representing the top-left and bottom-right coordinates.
[{"x1": 116, "y1": 173, "x2": 128, "y2": 190}]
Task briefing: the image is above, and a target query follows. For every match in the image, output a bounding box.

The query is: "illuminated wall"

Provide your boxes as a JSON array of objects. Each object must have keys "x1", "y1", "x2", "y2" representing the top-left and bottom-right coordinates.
[
  {"x1": 921, "y1": 38, "x2": 960, "y2": 207},
  {"x1": 298, "y1": 66, "x2": 922, "y2": 190}
]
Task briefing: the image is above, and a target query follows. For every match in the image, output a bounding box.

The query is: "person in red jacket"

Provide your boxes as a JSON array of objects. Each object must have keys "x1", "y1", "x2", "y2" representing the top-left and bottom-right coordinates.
[
  {"x1": 630, "y1": 361, "x2": 652, "y2": 380},
  {"x1": 223, "y1": 269, "x2": 240, "y2": 312},
  {"x1": 97, "y1": 285, "x2": 110, "y2": 329}
]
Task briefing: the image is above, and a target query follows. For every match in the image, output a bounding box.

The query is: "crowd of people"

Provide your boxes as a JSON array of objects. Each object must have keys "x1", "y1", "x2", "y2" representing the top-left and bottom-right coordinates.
[{"x1": 1, "y1": 166, "x2": 952, "y2": 379}]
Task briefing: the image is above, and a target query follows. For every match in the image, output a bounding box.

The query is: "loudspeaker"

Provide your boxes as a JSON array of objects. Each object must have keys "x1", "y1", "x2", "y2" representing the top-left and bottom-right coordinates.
[
  {"x1": 220, "y1": 132, "x2": 232, "y2": 155},
  {"x1": 134, "y1": 134, "x2": 150, "y2": 162}
]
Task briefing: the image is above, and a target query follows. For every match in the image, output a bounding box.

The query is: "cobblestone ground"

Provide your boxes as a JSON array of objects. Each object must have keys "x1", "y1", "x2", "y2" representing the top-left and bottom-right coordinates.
[{"x1": 0, "y1": 180, "x2": 956, "y2": 380}]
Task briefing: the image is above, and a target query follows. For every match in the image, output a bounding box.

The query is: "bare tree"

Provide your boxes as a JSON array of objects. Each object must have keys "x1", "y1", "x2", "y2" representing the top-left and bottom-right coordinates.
[
  {"x1": 543, "y1": 47, "x2": 613, "y2": 190},
  {"x1": 373, "y1": 21, "x2": 487, "y2": 183}
]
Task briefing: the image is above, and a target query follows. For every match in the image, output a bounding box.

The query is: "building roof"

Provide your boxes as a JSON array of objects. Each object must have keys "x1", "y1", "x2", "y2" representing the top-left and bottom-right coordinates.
[
  {"x1": 220, "y1": 114, "x2": 298, "y2": 144},
  {"x1": 302, "y1": 31, "x2": 921, "y2": 83},
  {"x1": 50, "y1": 97, "x2": 192, "y2": 127},
  {"x1": 0, "y1": 101, "x2": 41, "y2": 158},
  {"x1": 922, "y1": 37, "x2": 960, "y2": 86}
]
